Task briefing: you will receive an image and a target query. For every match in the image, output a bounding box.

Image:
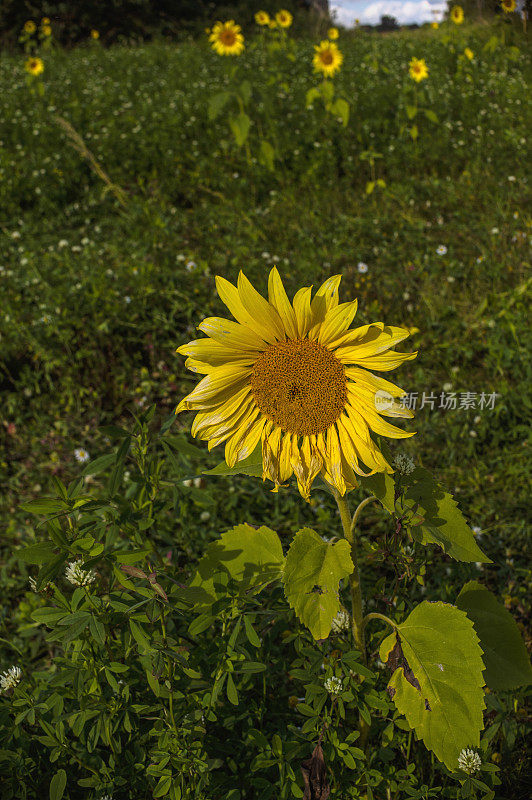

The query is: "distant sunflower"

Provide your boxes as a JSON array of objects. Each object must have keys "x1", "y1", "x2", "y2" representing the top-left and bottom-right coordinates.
[
  {"x1": 409, "y1": 57, "x2": 428, "y2": 82},
  {"x1": 25, "y1": 56, "x2": 44, "y2": 76},
  {"x1": 90, "y1": 29, "x2": 100, "y2": 40},
  {"x1": 450, "y1": 6, "x2": 464, "y2": 24},
  {"x1": 313, "y1": 40, "x2": 344, "y2": 77},
  {"x1": 41, "y1": 24, "x2": 52, "y2": 37},
  {"x1": 464, "y1": 47, "x2": 474, "y2": 60},
  {"x1": 209, "y1": 20, "x2": 244, "y2": 56},
  {"x1": 175, "y1": 269, "x2": 417, "y2": 500},
  {"x1": 23, "y1": 20, "x2": 36, "y2": 34},
  {"x1": 500, "y1": 0, "x2": 516, "y2": 11},
  {"x1": 255, "y1": 11, "x2": 270, "y2": 26},
  {"x1": 276, "y1": 10, "x2": 293, "y2": 28},
  {"x1": 328, "y1": 27, "x2": 339, "y2": 40},
  {"x1": 431, "y1": 22, "x2": 439, "y2": 29}
]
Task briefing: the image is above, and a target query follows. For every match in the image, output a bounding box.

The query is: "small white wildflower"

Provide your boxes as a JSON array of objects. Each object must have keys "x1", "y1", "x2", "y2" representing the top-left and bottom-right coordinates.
[
  {"x1": 185, "y1": 260, "x2": 197, "y2": 272},
  {"x1": 11, "y1": 231, "x2": 21, "y2": 239},
  {"x1": 394, "y1": 453, "x2": 415, "y2": 475},
  {"x1": 472, "y1": 525, "x2": 482, "y2": 537},
  {"x1": 176, "y1": 254, "x2": 186, "y2": 262},
  {"x1": 490, "y1": 227, "x2": 499, "y2": 235},
  {"x1": 469, "y1": 430, "x2": 477, "y2": 438},
  {"x1": 261, "y1": 251, "x2": 270, "y2": 260},
  {"x1": 324, "y1": 676, "x2": 343, "y2": 695},
  {"x1": 124, "y1": 295, "x2": 131, "y2": 304},
  {"x1": 507, "y1": 176, "x2": 516, "y2": 182},
  {"x1": 182, "y1": 479, "x2": 193, "y2": 488},
  {"x1": 436, "y1": 245, "x2": 447, "y2": 255},
  {"x1": 200, "y1": 511, "x2": 211, "y2": 522},
  {"x1": 74, "y1": 448, "x2": 90, "y2": 463},
  {"x1": 443, "y1": 382, "x2": 453, "y2": 392},
  {"x1": 65, "y1": 559, "x2": 97, "y2": 587},
  {"x1": 357, "y1": 261, "x2": 368, "y2": 274},
  {"x1": 193, "y1": 477, "x2": 202, "y2": 488},
  {"x1": 458, "y1": 748, "x2": 481, "y2": 774},
  {"x1": 331, "y1": 607, "x2": 350, "y2": 634},
  {"x1": 447, "y1": 276, "x2": 455, "y2": 283},
  {"x1": 0, "y1": 666, "x2": 22, "y2": 693},
  {"x1": 29, "y1": 576, "x2": 52, "y2": 593}
]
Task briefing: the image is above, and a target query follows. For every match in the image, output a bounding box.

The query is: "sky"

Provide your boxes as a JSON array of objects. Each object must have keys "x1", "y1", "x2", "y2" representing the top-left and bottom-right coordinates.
[{"x1": 330, "y1": 0, "x2": 448, "y2": 26}]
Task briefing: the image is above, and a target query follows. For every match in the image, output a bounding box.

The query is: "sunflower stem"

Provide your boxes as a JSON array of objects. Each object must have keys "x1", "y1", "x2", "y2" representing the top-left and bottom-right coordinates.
[{"x1": 333, "y1": 489, "x2": 370, "y2": 749}]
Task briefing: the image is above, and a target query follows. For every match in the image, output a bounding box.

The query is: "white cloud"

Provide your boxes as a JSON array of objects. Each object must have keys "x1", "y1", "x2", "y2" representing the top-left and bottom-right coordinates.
[{"x1": 331, "y1": 1, "x2": 446, "y2": 27}]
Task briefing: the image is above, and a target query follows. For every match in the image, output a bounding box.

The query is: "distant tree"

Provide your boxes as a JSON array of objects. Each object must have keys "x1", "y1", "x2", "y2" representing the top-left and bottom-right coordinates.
[{"x1": 378, "y1": 14, "x2": 399, "y2": 31}]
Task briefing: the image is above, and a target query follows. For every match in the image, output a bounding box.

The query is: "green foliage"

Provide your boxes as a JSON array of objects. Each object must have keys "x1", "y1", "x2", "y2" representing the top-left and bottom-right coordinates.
[
  {"x1": 284, "y1": 527, "x2": 353, "y2": 639},
  {"x1": 456, "y1": 581, "x2": 532, "y2": 691},
  {"x1": 360, "y1": 465, "x2": 490, "y2": 563},
  {"x1": 380, "y1": 601, "x2": 486, "y2": 771},
  {"x1": 188, "y1": 523, "x2": 285, "y2": 609}
]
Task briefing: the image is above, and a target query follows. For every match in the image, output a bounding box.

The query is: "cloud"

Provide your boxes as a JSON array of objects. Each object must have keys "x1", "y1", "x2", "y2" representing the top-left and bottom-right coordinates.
[{"x1": 331, "y1": 1, "x2": 446, "y2": 27}]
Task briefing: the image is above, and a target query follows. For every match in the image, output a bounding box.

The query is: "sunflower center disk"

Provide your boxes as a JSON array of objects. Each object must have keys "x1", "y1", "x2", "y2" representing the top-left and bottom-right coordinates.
[
  {"x1": 251, "y1": 339, "x2": 347, "y2": 436},
  {"x1": 321, "y1": 52, "x2": 334, "y2": 65},
  {"x1": 220, "y1": 31, "x2": 236, "y2": 45}
]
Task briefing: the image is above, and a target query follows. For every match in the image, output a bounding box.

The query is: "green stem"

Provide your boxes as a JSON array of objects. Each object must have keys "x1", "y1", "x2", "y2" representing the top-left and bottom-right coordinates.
[
  {"x1": 363, "y1": 612, "x2": 396, "y2": 630},
  {"x1": 333, "y1": 489, "x2": 370, "y2": 748}
]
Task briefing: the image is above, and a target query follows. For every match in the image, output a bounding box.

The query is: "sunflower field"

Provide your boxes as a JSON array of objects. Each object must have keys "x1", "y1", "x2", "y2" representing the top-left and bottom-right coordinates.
[{"x1": 0, "y1": 6, "x2": 531, "y2": 800}]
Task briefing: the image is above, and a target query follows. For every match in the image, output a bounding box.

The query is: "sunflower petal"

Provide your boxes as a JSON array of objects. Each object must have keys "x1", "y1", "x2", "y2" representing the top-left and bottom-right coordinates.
[
  {"x1": 176, "y1": 337, "x2": 257, "y2": 366},
  {"x1": 309, "y1": 274, "x2": 342, "y2": 335},
  {"x1": 350, "y1": 350, "x2": 418, "y2": 372},
  {"x1": 334, "y1": 326, "x2": 412, "y2": 361},
  {"x1": 268, "y1": 267, "x2": 299, "y2": 339},
  {"x1": 292, "y1": 286, "x2": 313, "y2": 337},
  {"x1": 198, "y1": 317, "x2": 267, "y2": 351},
  {"x1": 216, "y1": 276, "x2": 278, "y2": 345},
  {"x1": 317, "y1": 300, "x2": 359, "y2": 346},
  {"x1": 237, "y1": 271, "x2": 286, "y2": 342}
]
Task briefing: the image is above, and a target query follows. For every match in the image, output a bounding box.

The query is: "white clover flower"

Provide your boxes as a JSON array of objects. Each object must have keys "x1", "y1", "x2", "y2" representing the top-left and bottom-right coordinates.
[
  {"x1": 458, "y1": 748, "x2": 481, "y2": 774},
  {"x1": 0, "y1": 666, "x2": 22, "y2": 693},
  {"x1": 436, "y1": 245, "x2": 447, "y2": 255},
  {"x1": 324, "y1": 676, "x2": 343, "y2": 695},
  {"x1": 185, "y1": 260, "x2": 197, "y2": 272},
  {"x1": 331, "y1": 607, "x2": 350, "y2": 633},
  {"x1": 357, "y1": 261, "x2": 369, "y2": 274},
  {"x1": 74, "y1": 448, "x2": 90, "y2": 463},
  {"x1": 394, "y1": 453, "x2": 415, "y2": 475},
  {"x1": 65, "y1": 559, "x2": 97, "y2": 587}
]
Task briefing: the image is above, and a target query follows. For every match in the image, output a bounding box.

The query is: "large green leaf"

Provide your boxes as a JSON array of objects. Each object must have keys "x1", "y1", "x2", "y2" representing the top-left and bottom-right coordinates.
[
  {"x1": 187, "y1": 524, "x2": 284, "y2": 610},
  {"x1": 284, "y1": 527, "x2": 353, "y2": 640},
  {"x1": 456, "y1": 581, "x2": 532, "y2": 691},
  {"x1": 203, "y1": 442, "x2": 263, "y2": 478},
  {"x1": 360, "y1": 466, "x2": 490, "y2": 563},
  {"x1": 380, "y1": 601, "x2": 485, "y2": 771}
]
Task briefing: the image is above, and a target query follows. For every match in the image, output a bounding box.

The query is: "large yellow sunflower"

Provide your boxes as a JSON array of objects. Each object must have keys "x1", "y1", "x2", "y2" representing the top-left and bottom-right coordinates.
[
  {"x1": 175, "y1": 269, "x2": 417, "y2": 500},
  {"x1": 450, "y1": 6, "x2": 464, "y2": 24},
  {"x1": 313, "y1": 40, "x2": 344, "y2": 77},
  {"x1": 209, "y1": 20, "x2": 245, "y2": 56}
]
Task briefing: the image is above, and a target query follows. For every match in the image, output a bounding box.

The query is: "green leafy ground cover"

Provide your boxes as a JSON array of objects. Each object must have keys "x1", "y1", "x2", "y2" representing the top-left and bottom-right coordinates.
[{"x1": 0, "y1": 21, "x2": 531, "y2": 799}]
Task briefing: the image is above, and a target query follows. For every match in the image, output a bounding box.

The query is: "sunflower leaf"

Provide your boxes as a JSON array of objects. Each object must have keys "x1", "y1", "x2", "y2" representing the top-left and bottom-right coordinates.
[
  {"x1": 284, "y1": 527, "x2": 353, "y2": 640},
  {"x1": 456, "y1": 581, "x2": 532, "y2": 690},
  {"x1": 186, "y1": 524, "x2": 285, "y2": 610},
  {"x1": 204, "y1": 442, "x2": 263, "y2": 478},
  {"x1": 380, "y1": 601, "x2": 485, "y2": 771},
  {"x1": 360, "y1": 466, "x2": 490, "y2": 563}
]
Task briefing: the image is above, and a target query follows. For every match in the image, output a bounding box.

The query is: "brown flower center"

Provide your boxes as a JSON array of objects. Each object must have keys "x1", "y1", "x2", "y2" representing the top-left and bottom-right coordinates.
[
  {"x1": 220, "y1": 29, "x2": 236, "y2": 46},
  {"x1": 320, "y1": 51, "x2": 334, "y2": 65},
  {"x1": 251, "y1": 339, "x2": 347, "y2": 436}
]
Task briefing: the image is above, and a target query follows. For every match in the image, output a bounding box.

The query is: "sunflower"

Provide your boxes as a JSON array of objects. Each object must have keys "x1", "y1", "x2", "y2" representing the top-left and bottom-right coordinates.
[
  {"x1": 41, "y1": 24, "x2": 52, "y2": 37},
  {"x1": 328, "y1": 27, "x2": 339, "y2": 40},
  {"x1": 255, "y1": 11, "x2": 270, "y2": 26},
  {"x1": 90, "y1": 29, "x2": 100, "y2": 40},
  {"x1": 25, "y1": 57, "x2": 44, "y2": 76},
  {"x1": 409, "y1": 57, "x2": 428, "y2": 82},
  {"x1": 450, "y1": 6, "x2": 464, "y2": 24},
  {"x1": 464, "y1": 47, "x2": 474, "y2": 60},
  {"x1": 313, "y1": 40, "x2": 344, "y2": 77},
  {"x1": 23, "y1": 20, "x2": 36, "y2": 34},
  {"x1": 431, "y1": 22, "x2": 439, "y2": 29},
  {"x1": 500, "y1": 0, "x2": 516, "y2": 11},
  {"x1": 276, "y1": 10, "x2": 293, "y2": 28},
  {"x1": 175, "y1": 269, "x2": 417, "y2": 500},
  {"x1": 209, "y1": 20, "x2": 245, "y2": 56}
]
